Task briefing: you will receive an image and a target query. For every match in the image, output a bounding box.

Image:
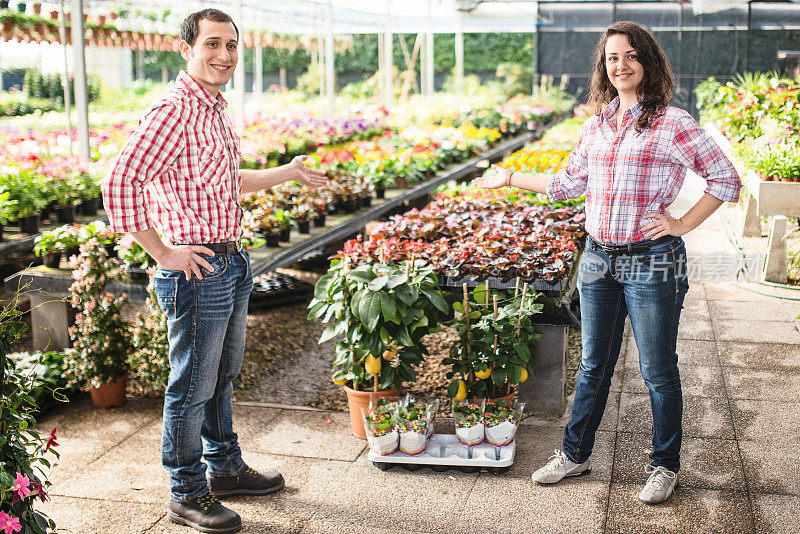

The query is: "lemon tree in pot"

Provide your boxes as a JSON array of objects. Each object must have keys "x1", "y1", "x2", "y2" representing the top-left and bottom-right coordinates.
[
  {"x1": 444, "y1": 281, "x2": 543, "y2": 403},
  {"x1": 308, "y1": 255, "x2": 449, "y2": 438}
]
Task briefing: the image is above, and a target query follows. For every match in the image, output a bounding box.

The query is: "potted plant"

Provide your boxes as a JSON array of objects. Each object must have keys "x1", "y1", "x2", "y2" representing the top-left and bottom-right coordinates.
[
  {"x1": 33, "y1": 228, "x2": 64, "y2": 268},
  {"x1": 0, "y1": 186, "x2": 19, "y2": 242},
  {"x1": 312, "y1": 197, "x2": 328, "y2": 227},
  {"x1": 3, "y1": 173, "x2": 47, "y2": 234},
  {"x1": 114, "y1": 233, "x2": 152, "y2": 280},
  {"x1": 308, "y1": 256, "x2": 449, "y2": 438},
  {"x1": 362, "y1": 402, "x2": 399, "y2": 456},
  {"x1": 129, "y1": 272, "x2": 170, "y2": 392},
  {"x1": 444, "y1": 282, "x2": 542, "y2": 403},
  {"x1": 292, "y1": 202, "x2": 314, "y2": 234},
  {"x1": 483, "y1": 399, "x2": 525, "y2": 446},
  {"x1": 0, "y1": 287, "x2": 60, "y2": 533},
  {"x1": 396, "y1": 401, "x2": 433, "y2": 455},
  {"x1": 453, "y1": 400, "x2": 484, "y2": 446},
  {"x1": 63, "y1": 239, "x2": 132, "y2": 408}
]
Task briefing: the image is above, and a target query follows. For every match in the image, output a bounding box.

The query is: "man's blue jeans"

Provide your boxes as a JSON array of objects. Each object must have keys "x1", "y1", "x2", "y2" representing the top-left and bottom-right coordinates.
[
  {"x1": 563, "y1": 236, "x2": 689, "y2": 473},
  {"x1": 153, "y1": 249, "x2": 253, "y2": 502}
]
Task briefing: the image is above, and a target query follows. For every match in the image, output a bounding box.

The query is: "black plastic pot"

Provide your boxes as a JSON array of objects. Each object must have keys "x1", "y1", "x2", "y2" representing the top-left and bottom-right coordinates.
[
  {"x1": 297, "y1": 220, "x2": 310, "y2": 234},
  {"x1": 279, "y1": 228, "x2": 291, "y2": 242},
  {"x1": 105, "y1": 243, "x2": 117, "y2": 258},
  {"x1": 362, "y1": 196, "x2": 372, "y2": 208},
  {"x1": 19, "y1": 214, "x2": 39, "y2": 234},
  {"x1": 80, "y1": 197, "x2": 99, "y2": 216},
  {"x1": 64, "y1": 246, "x2": 80, "y2": 261},
  {"x1": 55, "y1": 204, "x2": 76, "y2": 224},
  {"x1": 0, "y1": 1, "x2": 10, "y2": 10},
  {"x1": 42, "y1": 252, "x2": 62, "y2": 269},
  {"x1": 313, "y1": 213, "x2": 326, "y2": 227},
  {"x1": 376, "y1": 187, "x2": 386, "y2": 199},
  {"x1": 265, "y1": 233, "x2": 280, "y2": 247}
]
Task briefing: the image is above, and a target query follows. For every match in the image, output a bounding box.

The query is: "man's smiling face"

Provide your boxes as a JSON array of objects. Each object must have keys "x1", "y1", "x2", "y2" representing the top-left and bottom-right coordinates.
[{"x1": 180, "y1": 18, "x2": 238, "y2": 96}]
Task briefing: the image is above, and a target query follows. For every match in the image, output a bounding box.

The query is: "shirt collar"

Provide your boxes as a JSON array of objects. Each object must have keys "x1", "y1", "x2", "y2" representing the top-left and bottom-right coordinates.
[
  {"x1": 600, "y1": 96, "x2": 643, "y2": 125},
  {"x1": 177, "y1": 70, "x2": 228, "y2": 110}
]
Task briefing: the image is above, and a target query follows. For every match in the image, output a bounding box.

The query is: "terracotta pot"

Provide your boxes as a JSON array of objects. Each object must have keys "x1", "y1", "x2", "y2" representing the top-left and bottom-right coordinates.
[
  {"x1": 89, "y1": 376, "x2": 127, "y2": 409},
  {"x1": 473, "y1": 388, "x2": 516, "y2": 406},
  {"x1": 343, "y1": 386, "x2": 399, "y2": 439},
  {"x1": 395, "y1": 176, "x2": 409, "y2": 188}
]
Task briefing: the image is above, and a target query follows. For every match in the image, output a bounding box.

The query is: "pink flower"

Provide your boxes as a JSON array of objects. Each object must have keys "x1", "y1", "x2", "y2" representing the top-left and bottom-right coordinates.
[
  {"x1": 0, "y1": 512, "x2": 21, "y2": 534},
  {"x1": 45, "y1": 427, "x2": 58, "y2": 451},
  {"x1": 11, "y1": 472, "x2": 30, "y2": 500}
]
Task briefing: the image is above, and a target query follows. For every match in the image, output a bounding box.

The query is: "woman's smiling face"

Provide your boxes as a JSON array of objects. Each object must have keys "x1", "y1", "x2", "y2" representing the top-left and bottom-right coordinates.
[{"x1": 604, "y1": 33, "x2": 644, "y2": 97}]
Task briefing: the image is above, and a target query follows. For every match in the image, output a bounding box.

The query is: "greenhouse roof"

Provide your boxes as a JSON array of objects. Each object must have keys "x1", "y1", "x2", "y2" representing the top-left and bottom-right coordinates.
[{"x1": 81, "y1": 0, "x2": 800, "y2": 34}]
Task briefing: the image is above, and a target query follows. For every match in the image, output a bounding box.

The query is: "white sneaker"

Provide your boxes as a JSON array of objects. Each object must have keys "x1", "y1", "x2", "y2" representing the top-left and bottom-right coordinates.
[
  {"x1": 531, "y1": 449, "x2": 592, "y2": 485},
  {"x1": 638, "y1": 465, "x2": 678, "y2": 504}
]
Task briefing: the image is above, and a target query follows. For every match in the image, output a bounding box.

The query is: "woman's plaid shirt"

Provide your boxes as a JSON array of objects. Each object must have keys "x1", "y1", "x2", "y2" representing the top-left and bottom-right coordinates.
[
  {"x1": 102, "y1": 71, "x2": 243, "y2": 244},
  {"x1": 547, "y1": 98, "x2": 741, "y2": 244}
]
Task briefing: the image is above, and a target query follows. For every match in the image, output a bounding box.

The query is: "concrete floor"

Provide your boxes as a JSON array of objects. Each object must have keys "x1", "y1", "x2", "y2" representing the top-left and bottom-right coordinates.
[{"x1": 34, "y1": 173, "x2": 800, "y2": 533}]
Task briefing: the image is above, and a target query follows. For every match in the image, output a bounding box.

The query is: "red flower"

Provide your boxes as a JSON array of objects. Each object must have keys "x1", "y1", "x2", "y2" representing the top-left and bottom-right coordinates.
[{"x1": 45, "y1": 427, "x2": 58, "y2": 451}]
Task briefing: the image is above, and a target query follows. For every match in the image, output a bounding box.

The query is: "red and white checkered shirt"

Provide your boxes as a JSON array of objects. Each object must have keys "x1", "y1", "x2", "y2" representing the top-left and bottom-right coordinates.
[
  {"x1": 102, "y1": 71, "x2": 243, "y2": 244},
  {"x1": 547, "y1": 98, "x2": 741, "y2": 244}
]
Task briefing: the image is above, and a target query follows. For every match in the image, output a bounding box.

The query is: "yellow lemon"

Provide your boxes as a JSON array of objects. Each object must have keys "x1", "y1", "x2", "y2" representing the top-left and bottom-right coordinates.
[
  {"x1": 332, "y1": 377, "x2": 347, "y2": 386},
  {"x1": 382, "y1": 348, "x2": 398, "y2": 361},
  {"x1": 454, "y1": 379, "x2": 468, "y2": 401},
  {"x1": 474, "y1": 367, "x2": 492, "y2": 380},
  {"x1": 519, "y1": 367, "x2": 528, "y2": 384},
  {"x1": 365, "y1": 354, "x2": 382, "y2": 376}
]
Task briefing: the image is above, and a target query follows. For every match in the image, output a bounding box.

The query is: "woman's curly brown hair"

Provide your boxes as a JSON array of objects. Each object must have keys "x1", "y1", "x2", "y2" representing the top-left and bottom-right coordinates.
[{"x1": 588, "y1": 21, "x2": 674, "y2": 133}]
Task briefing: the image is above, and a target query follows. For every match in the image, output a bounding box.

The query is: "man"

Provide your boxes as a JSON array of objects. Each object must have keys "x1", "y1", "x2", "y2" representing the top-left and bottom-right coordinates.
[{"x1": 102, "y1": 9, "x2": 327, "y2": 534}]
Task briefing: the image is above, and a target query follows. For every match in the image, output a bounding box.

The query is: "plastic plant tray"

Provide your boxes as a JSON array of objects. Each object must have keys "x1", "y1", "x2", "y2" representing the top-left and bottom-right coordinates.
[{"x1": 367, "y1": 433, "x2": 516, "y2": 475}]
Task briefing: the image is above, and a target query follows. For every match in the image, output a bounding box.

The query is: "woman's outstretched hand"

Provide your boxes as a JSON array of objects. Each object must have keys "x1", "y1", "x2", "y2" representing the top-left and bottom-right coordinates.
[
  {"x1": 641, "y1": 211, "x2": 688, "y2": 239},
  {"x1": 472, "y1": 165, "x2": 511, "y2": 189}
]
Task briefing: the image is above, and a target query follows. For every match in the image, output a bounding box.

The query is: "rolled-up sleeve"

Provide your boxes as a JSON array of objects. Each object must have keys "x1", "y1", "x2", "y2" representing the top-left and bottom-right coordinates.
[
  {"x1": 670, "y1": 111, "x2": 741, "y2": 203},
  {"x1": 546, "y1": 118, "x2": 591, "y2": 202},
  {"x1": 101, "y1": 103, "x2": 186, "y2": 234}
]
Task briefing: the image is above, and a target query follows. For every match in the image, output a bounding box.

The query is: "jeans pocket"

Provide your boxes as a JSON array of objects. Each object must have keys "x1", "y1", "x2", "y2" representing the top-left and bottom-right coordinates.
[
  {"x1": 198, "y1": 254, "x2": 229, "y2": 281},
  {"x1": 153, "y1": 272, "x2": 178, "y2": 316}
]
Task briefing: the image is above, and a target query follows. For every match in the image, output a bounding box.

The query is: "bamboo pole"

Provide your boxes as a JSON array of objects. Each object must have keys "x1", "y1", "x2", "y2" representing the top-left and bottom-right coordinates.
[
  {"x1": 514, "y1": 277, "x2": 520, "y2": 297},
  {"x1": 463, "y1": 283, "x2": 475, "y2": 386}
]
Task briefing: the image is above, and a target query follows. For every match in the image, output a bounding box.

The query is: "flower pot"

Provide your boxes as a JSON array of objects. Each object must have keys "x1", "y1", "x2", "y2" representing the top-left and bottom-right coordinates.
[
  {"x1": 16, "y1": 2, "x2": 26, "y2": 13},
  {"x1": 1, "y1": 1, "x2": 10, "y2": 9},
  {"x1": 279, "y1": 228, "x2": 291, "y2": 242},
  {"x1": 265, "y1": 233, "x2": 280, "y2": 247},
  {"x1": 395, "y1": 176, "x2": 409, "y2": 188},
  {"x1": 104, "y1": 243, "x2": 117, "y2": 258},
  {"x1": 55, "y1": 204, "x2": 76, "y2": 224},
  {"x1": 64, "y1": 246, "x2": 80, "y2": 261},
  {"x1": 297, "y1": 220, "x2": 310, "y2": 234},
  {"x1": 19, "y1": 214, "x2": 39, "y2": 234},
  {"x1": 313, "y1": 213, "x2": 326, "y2": 227},
  {"x1": 89, "y1": 376, "x2": 127, "y2": 409},
  {"x1": 120, "y1": 264, "x2": 149, "y2": 281},
  {"x1": 343, "y1": 385, "x2": 399, "y2": 439},
  {"x1": 472, "y1": 388, "x2": 516, "y2": 406},
  {"x1": 79, "y1": 197, "x2": 99, "y2": 216},
  {"x1": 375, "y1": 187, "x2": 386, "y2": 199},
  {"x1": 42, "y1": 252, "x2": 62, "y2": 268},
  {"x1": 32, "y1": 2, "x2": 40, "y2": 14},
  {"x1": 361, "y1": 196, "x2": 372, "y2": 208}
]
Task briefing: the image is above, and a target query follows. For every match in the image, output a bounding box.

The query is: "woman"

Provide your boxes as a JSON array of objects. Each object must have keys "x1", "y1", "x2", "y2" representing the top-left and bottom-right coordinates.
[{"x1": 474, "y1": 21, "x2": 740, "y2": 504}]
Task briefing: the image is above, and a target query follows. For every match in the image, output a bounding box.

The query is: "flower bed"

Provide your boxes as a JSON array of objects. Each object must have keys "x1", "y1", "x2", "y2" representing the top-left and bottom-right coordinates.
[{"x1": 695, "y1": 73, "x2": 800, "y2": 182}]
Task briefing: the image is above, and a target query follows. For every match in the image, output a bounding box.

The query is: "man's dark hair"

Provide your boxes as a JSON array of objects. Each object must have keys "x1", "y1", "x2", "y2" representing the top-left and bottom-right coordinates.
[{"x1": 180, "y1": 8, "x2": 239, "y2": 47}]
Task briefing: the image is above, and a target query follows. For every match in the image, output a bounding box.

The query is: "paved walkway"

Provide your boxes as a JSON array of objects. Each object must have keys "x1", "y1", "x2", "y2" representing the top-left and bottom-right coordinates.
[{"x1": 36, "y1": 173, "x2": 800, "y2": 533}]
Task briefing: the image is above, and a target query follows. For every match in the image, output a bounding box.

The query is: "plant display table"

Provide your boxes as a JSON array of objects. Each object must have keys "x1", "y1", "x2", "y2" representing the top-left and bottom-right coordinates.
[{"x1": 707, "y1": 124, "x2": 800, "y2": 283}]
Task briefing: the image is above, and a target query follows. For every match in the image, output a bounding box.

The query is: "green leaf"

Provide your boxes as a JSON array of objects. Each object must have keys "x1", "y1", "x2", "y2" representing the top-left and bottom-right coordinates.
[
  {"x1": 380, "y1": 366, "x2": 396, "y2": 389},
  {"x1": 468, "y1": 310, "x2": 482, "y2": 320},
  {"x1": 394, "y1": 284, "x2": 418, "y2": 306},
  {"x1": 307, "y1": 301, "x2": 327, "y2": 321},
  {"x1": 395, "y1": 324, "x2": 413, "y2": 346},
  {"x1": 313, "y1": 272, "x2": 334, "y2": 300},
  {"x1": 368, "y1": 275, "x2": 389, "y2": 291},
  {"x1": 492, "y1": 366, "x2": 507, "y2": 386},
  {"x1": 508, "y1": 364, "x2": 522, "y2": 385},
  {"x1": 349, "y1": 289, "x2": 364, "y2": 321},
  {"x1": 447, "y1": 380, "x2": 461, "y2": 398},
  {"x1": 379, "y1": 326, "x2": 390, "y2": 345},
  {"x1": 319, "y1": 323, "x2": 339, "y2": 344},
  {"x1": 346, "y1": 268, "x2": 376, "y2": 284},
  {"x1": 386, "y1": 273, "x2": 409, "y2": 288},
  {"x1": 422, "y1": 288, "x2": 449, "y2": 314},
  {"x1": 515, "y1": 341, "x2": 532, "y2": 362},
  {"x1": 358, "y1": 291, "x2": 382, "y2": 332},
  {"x1": 473, "y1": 284, "x2": 488, "y2": 306},
  {"x1": 379, "y1": 292, "x2": 398, "y2": 323},
  {"x1": 452, "y1": 301, "x2": 464, "y2": 314}
]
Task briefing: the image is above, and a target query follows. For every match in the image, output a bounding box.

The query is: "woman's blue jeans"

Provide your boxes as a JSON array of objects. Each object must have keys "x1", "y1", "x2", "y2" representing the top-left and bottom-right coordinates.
[
  {"x1": 153, "y1": 249, "x2": 253, "y2": 502},
  {"x1": 563, "y1": 236, "x2": 689, "y2": 473}
]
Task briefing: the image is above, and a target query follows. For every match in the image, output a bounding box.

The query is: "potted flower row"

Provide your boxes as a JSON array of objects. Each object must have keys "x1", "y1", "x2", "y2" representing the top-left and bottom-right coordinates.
[
  {"x1": 453, "y1": 399, "x2": 525, "y2": 447},
  {"x1": 362, "y1": 396, "x2": 438, "y2": 456}
]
